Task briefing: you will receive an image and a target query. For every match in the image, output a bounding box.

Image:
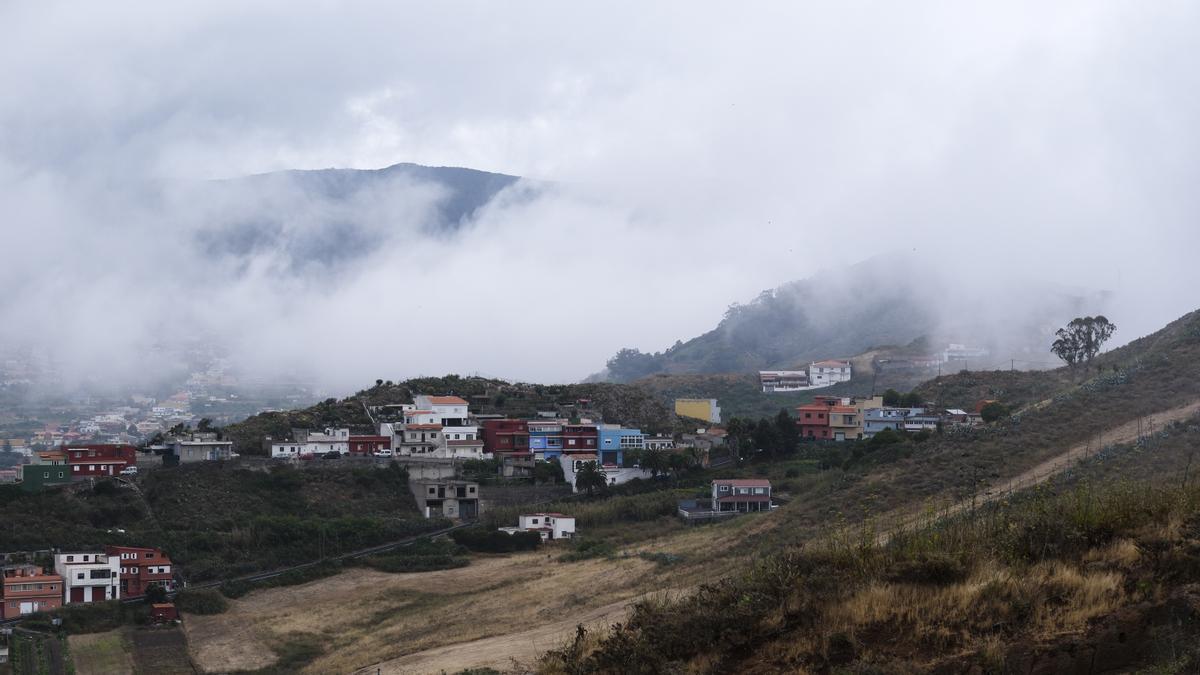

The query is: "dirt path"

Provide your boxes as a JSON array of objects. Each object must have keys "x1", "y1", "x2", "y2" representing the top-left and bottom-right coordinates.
[
  {"x1": 878, "y1": 399, "x2": 1200, "y2": 544},
  {"x1": 358, "y1": 595, "x2": 645, "y2": 675}
]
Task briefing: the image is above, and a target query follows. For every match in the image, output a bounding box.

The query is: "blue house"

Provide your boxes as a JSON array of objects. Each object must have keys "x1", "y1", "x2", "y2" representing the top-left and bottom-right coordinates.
[
  {"x1": 528, "y1": 421, "x2": 564, "y2": 460},
  {"x1": 596, "y1": 426, "x2": 645, "y2": 466}
]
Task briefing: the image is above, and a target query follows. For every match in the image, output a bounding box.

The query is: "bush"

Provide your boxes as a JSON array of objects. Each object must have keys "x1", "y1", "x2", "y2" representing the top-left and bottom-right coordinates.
[
  {"x1": 451, "y1": 527, "x2": 541, "y2": 553},
  {"x1": 363, "y1": 554, "x2": 470, "y2": 573},
  {"x1": 981, "y1": 401, "x2": 1011, "y2": 423},
  {"x1": 220, "y1": 560, "x2": 344, "y2": 599},
  {"x1": 174, "y1": 588, "x2": 228, "y2": 614},
  {"x1": 38, "y1": 600, "x2": 143, "y2": 634},
  {"x1": 885, "y1": 552, "x2": 968, "y2": 585},
  {"x1": 560, "y1": 539, "x2": 615, "y2": 562}
]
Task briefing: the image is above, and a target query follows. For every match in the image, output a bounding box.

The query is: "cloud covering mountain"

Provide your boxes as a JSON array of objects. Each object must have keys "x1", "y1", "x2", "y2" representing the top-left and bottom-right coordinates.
[{"x1": 1, "y1": 2, "x2": 1198, "y2": 392}]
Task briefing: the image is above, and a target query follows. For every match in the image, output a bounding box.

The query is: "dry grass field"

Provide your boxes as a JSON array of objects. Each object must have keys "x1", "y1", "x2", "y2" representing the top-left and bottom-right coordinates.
[{"x1": 183, "y1": 517, "x2": 755, "y2": 674}]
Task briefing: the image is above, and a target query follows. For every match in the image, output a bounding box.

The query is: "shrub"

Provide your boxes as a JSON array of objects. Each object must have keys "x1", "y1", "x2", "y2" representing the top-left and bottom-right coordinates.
[
  {"x1": 451, "y1": 527, "x2": 541, "y2": 553},
  {"x1": 363, "y1": 554, "x2": 470, "y2": 573},
  {"x1": 560, "y1": 539, "x2": 615, "y2": 562},
  {"x1": 885, "y1": 552, "x2": 968, "y2": 585},
  {"x1": 175, "y1": 588, "x2": 228, "y2": 614},
  {"x1": 220, "y1": 560, "x2": 344, "y2": 599}
]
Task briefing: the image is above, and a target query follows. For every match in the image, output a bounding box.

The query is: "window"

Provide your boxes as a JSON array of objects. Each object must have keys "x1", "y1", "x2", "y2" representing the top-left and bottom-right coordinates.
[
  {"x1": 719, "y1": 485, "x2": 730, "y2": 493},
  {"x1": 468, "y1": 486, "x2": 476, "y2": 494},
  {"x1": 754, "y1": 487, "x2": 766, "y2": 495},
  {"x1": 67, "y1": 555, "x2": 74, "y2": 562},
  {"x1": 530, "y1": 518, "x2": 539, "y2": 525},
  {"x1": 77, "y1": 572, "x2": 84, "y2": 579}
]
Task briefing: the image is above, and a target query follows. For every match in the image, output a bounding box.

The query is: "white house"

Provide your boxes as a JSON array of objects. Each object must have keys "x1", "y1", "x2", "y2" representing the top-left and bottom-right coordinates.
[
  {"x1": 53, "y1": 551, "x2": 120, "y2": 604},
  {"x1": 808, "y1": 360, "x2": 852, "y2": 387},
  {"x1": 269, "y1": 428, "x2": 349, "y2": 458},
  {"x1": 500, "y1": 513, "x2": 576, "y2": 540},
  {"x1": 558, "y1": 454, "x2": 651, "y2": 493},
  {"x1": 383, "y1": 396, "x2": 486, "y2": 459}
]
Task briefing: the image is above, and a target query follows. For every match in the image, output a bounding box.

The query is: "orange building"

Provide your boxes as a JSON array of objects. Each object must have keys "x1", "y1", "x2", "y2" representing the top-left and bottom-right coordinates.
[{"x1": 1, "y1": 565, "x2": 64, "y2": 619}]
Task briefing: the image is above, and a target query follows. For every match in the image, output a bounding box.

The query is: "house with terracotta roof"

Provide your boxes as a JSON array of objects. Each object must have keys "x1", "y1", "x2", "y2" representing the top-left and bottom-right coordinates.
[
  {"x1": 104, "y1": 545, "x2": 175, "y2": 597},
  {"x1": 711, "y1": 478, "x2": 774, "y2": 512}
]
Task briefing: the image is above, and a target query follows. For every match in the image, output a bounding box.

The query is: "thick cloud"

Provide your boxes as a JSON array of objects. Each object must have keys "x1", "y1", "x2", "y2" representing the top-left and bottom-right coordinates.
[{"x1": 1, "y1": 1, "x2": 1197, "y2": 390}]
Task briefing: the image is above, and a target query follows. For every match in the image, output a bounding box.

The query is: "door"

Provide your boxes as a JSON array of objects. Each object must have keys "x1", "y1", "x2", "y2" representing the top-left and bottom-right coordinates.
[{"x1": 71, "y1": 587, "x2": 85, "y2": 602}]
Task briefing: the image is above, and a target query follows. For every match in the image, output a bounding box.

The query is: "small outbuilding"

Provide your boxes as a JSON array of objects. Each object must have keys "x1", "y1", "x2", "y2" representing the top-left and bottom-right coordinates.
[{"x1": 150, "y1": 603, "x2": 178, "y2": 623}]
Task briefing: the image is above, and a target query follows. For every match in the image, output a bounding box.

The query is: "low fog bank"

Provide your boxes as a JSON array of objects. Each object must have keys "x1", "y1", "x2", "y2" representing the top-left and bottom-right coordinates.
[{"x1": 1, "y1": 2, "x2": 1198, "y2": 396}]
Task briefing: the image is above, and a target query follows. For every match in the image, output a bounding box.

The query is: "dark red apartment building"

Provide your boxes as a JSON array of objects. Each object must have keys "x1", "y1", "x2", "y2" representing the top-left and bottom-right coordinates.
[
  {"x1": 481, "y1": 420, "x2": 530, "y2": 456},
  {"x1": 64, "y1": 444, "x2": 136, "y2": 478},
  {"x1": 561, "y1": 424, "x2": 598, "y2": 453},
  {"x1": 104, "y1": 545, "x2": 175, "y2": 597}
]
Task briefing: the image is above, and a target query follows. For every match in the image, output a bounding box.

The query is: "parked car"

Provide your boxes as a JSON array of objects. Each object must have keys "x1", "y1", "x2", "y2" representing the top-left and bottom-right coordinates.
[
  {"x1": 119, "y1": 466, "x2": 139, "y2": 476},
  {"x1": 372, "y1": 449, "x2": 395, "y2": 458},
  {"x1": 323, "y1": 450, "x2": 342, "y2": 459}
]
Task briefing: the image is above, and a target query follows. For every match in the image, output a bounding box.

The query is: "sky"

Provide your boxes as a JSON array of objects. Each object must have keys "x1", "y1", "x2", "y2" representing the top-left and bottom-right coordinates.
[{"x1": 1, "y1": 1, "x2": 1198, "y2": 392}]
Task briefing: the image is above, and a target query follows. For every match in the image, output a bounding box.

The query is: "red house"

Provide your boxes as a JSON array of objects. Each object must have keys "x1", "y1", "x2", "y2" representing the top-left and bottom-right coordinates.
[
  {"x1": 796, "y1": 404, "x2": 832, "y2": 440},
  {"x1": 64, "y1": 444, "x2": 136, "y2": 479},
  {"x1": 1, "y1": 565, "x2": 64, "y2": 619},
  {"x1": 561, "y1": 425, "x2": 598, "y2": 453},
  {"x1": 348, "y1": 435, "x2": 390, "y2": 456},
  {"x1": 104, "y1": 546, "x2": 175, "y2": 597},
  {"x1": 481, "y1": 420, "x2": 530, "y2": 456}
]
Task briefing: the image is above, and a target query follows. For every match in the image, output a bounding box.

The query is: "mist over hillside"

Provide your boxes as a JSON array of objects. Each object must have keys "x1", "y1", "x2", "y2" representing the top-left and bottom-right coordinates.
[
  {"x1": 194, "y1": 162, "x2": 525, "y2": 273},
  {"x1": 602, "y1": 257, "x2": 1111, "y2": 382}
]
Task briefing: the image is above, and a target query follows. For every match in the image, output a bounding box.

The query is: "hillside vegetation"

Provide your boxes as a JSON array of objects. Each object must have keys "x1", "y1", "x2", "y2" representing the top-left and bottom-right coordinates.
[
  {"x1": 0, "y1": 462, "x2": 440, "y2": 583},
  {"x1": 534, "y1": 309, "x2": 1200, "y2": 672}
]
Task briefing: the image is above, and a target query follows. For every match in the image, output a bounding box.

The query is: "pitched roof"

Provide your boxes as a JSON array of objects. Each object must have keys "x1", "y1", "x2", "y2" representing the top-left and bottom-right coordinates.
[
  {"x1": 812, "y1": 359, "x2": 851, "y2": 367},
  {"x1": 427, "y1": 396, "x2": 468, "y2": 405}
]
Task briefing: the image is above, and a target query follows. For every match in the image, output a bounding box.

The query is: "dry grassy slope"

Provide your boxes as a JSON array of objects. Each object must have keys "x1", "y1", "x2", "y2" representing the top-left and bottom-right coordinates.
[{"x1": 182, "y1": 515, "x2": 755, "y2": 675}]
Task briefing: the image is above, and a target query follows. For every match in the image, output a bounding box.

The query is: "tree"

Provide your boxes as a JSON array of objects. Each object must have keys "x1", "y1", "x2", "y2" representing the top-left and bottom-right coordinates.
[
  {"x1": 900, "y1": 392, "x2": 923, "y2": 408},
  {"x1": 774, "y1": 409, "x2": 799, "y2": 454},
  {"x1": 980, "y1": 401, "x2": 1010, "y2": 423},
  {"x1": 1052, "y1": 316, "x2": 1117, "y2": 373},
  {"x1": 144, "y1": 584, "x2": 168, "y2": 604},
  {"x1": 752, "y1": 418, "x2": 780, "y2": 459},
  {"x1": 641, "y1": 448, "x2": 669, "y2": 477},
  {"x1": 882, "y1": 389, "x2": 902, "y2": 406},
  {"x1": 574, "y1": 461, "x2": 608, "y2": 496},
  {"x1": 196, "y1": 418, "x2": 215, "y2": 433},
  {"x1": 667, "y1": 452, "x2": 692, "y2": 476},
  {"x1": 605, "y1": 348, "x2": 664, "y2": 382}
]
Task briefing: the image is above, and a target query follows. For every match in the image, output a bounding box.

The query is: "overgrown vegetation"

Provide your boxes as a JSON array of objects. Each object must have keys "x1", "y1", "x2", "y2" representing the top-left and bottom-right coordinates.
[
  {"x1": 142, "y1": 461, "x2": 445, "y2": 581},
  {"x1": 451, "y1": 527, "x2": 541, "y2": 553},
  {"x1": 359, "y1": 537, "x2": 471, "y2": 573},
  {"x1": 219, "y1": 560, "x2": 345, "y2": 598},
  {"x1": 540, "y1": 478, "x2": 1200, "y2": 673},
  {"x1": 174, "y1": 588, "x2": 229, "y2": 614}
]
